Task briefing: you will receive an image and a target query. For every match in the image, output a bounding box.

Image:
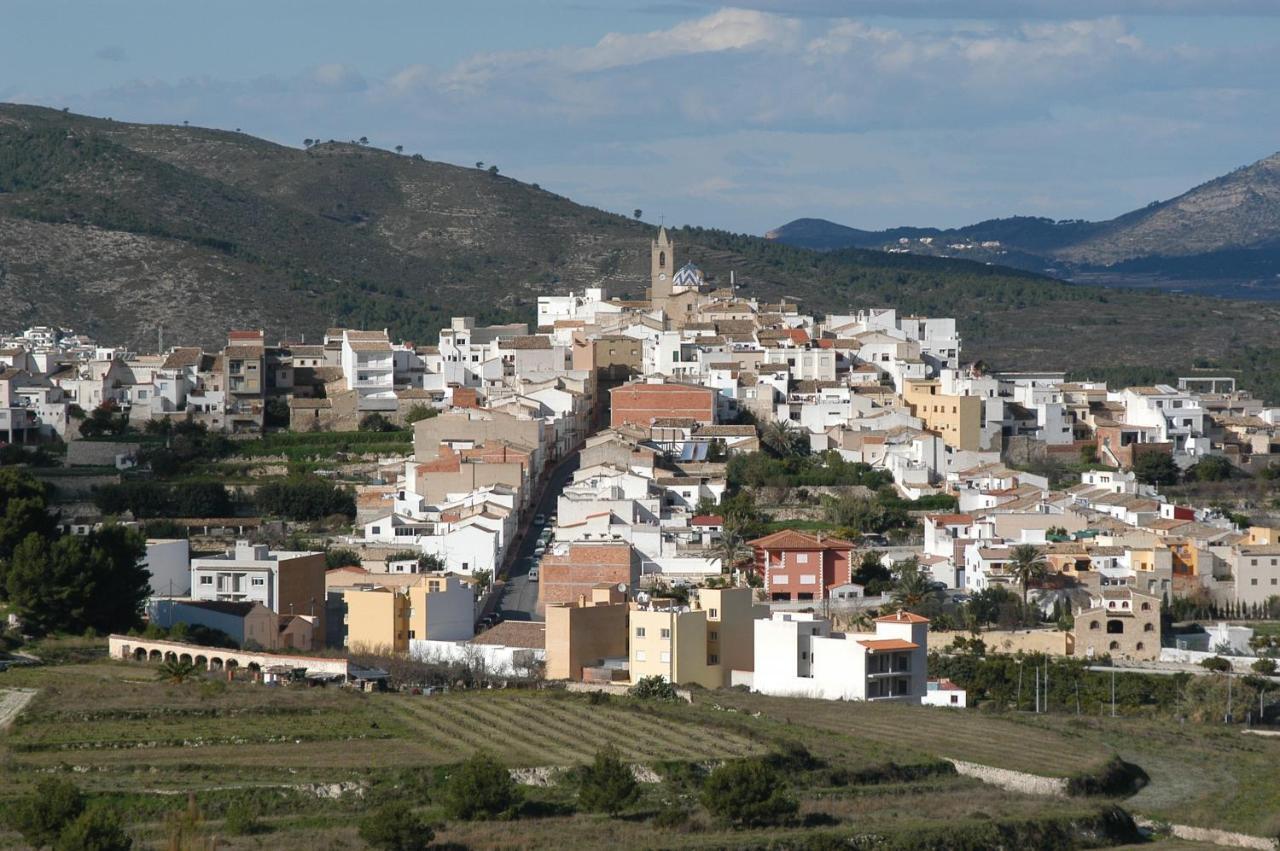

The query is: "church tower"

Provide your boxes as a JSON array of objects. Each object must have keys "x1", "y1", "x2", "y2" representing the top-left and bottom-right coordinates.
[{"x1": 650, "y1": 226, "x2": 674, "y2": 301}]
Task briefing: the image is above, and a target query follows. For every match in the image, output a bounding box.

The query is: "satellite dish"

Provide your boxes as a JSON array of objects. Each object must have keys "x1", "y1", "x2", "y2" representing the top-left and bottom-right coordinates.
[{"x1": 617, "y1": 583, "x2": 626, "y2": 593}]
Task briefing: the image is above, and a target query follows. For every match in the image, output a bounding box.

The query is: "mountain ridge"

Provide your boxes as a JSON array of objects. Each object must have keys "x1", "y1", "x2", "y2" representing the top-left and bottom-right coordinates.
[
  {"x1": 3, "y1": 104, "x2": 1280, "y2": 390},
  {"x1": 769, "y1": 150, "x2": 1280, "y2": 284}
]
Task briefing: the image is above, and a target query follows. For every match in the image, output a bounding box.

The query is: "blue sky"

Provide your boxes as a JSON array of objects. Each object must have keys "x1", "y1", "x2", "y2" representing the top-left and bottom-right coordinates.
[{"x1": 4, "y1": 1, "x2": 1279, "y2": 233}]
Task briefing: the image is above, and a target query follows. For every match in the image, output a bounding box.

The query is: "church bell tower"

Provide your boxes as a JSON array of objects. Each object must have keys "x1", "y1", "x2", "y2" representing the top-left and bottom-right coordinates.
[{"x1": 650, "y1": 226, "x2": 674, "y2": 301}]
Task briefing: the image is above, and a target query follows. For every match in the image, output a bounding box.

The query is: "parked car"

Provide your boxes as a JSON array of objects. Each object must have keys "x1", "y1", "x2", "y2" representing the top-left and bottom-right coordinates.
[
  {"x1": 534, "y1": 514, "x2": 546, "y2": 525},
  {"x1": 534, "y1": 545, "x2": 546, "y2": 557},
  {"x1": 528, "y1": 566, "x2": 539, "y2": 582}
]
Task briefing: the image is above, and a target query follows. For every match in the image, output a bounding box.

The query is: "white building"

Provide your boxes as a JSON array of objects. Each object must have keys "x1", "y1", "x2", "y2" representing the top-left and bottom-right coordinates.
[{"x1": 743, "y1": 611, "x2": 929, "y2": 702}]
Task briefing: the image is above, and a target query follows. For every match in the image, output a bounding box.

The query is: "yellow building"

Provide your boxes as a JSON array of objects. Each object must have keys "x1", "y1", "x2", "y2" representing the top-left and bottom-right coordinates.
[
  {"x1": 343, "y1": 574, "x2": 475, "y2": 654},
  {"x1": 903, "y1": 379, "x2": 981, "y2": 451},
  {"x1": 545, "y1": 585, "x2": 629, "y2": 680},
  {"x1": 628, "y1": 587, "x2": 762, "y2": 688}
]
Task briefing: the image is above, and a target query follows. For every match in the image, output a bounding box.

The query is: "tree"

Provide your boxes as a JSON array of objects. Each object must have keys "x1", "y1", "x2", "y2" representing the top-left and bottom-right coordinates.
[
  {"x1": 394, "y1": 145, "x2": 404, "y2": 154},
  {"x1": 55, "y1": 804, "x2": 133, "y2": 851},
  {"x1": 326, "y1": 548, "x2": 363, "y2": 569},
  {"x1": 157, "y1": 658, "x2": 199, "y2": 684},
  {"x1": 889, "y1": 557, "x2": 936, "y2": 611},
  {"x1": 255, "y1": 477, "x2": 355, "y2": 520},
  {"x1": 1132, "y1": 452, "x2": 1179, "y2": 487},
  {"x1": 0, "y1": 469, "x2": 56, "y2": 595},
  {"x1": 712, "y1": 528, "x2": 751, "y2": 573},
  {"x1": 8, "y1": 777, "x2": 86, "y2": 849},
  {"x1": 701, "y1": 759, "x2": 797, "y2": 827},
  {"x1": 853, "y1": 550, "x2": 891, "y2": 592},
  {"x1": 6, "y1": 524, "x2": 149, "y2": 636},
  {"x1": 823, "y1": 493, "x2": 885, "y2": 534},
  {"x1": 304, "y1": 138, "x2": 313, "y2": 148},
  {"x1": 358, "y1": 802, "x2": 433, "y2": 851},
  {"x1": 1250, "y1": 658, "x2": 1276, "y2": 675},
  {"x1": 577, "y1": 745, "x2": 639, "y2": 815},
  {"x1": 403, "y1": 404, "x2": 437, "y2": 425},
  {"x1": 1079, "y1": 444, "x2": 1099, "y2": 464},
  {"x1": 359, "y1": 412, "x2": 395, "y2": 432},
  {"x1": 633, "y1": 209, "x2": 642, "y2": 220},
  {"x1": 442, "y1": 751, "x2": 519, "y2": 820},
  {"x1": 475, "y1": 161, "x2": 484, "y2": 169},
  {"x1": 1008, "y1": 544, "x2": 1048, "y2": 605},
  {"x1": 761, "y1": 420, "x2": 805, "y2": 457},
  {"x1": 79, "y1": 401, "x2": 129, "y2": 438},
  {"x1": 1189, "y1": 455, "x2": 1233, "y2": 483},
  {"x1": 359, "y1": 136, "x2": 369, "y2": 145},
  {"x1": 487, "y1": 165, "x2": 499, "y2": 176},
  {"x1": 1200, "y1": 656, "x2": 1231, "y2": 673}
]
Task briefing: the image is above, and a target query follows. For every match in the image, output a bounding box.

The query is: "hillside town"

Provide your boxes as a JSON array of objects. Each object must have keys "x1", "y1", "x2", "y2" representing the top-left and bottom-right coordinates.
[{"x1": 4, "y1": 226, "x2": 1280, "y2": 706}]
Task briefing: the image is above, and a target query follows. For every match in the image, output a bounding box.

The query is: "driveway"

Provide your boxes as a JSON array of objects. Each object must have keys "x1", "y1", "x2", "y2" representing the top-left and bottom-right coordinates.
[{"x1": 495, "y1": 451, "x2": 581, "y2": 622}]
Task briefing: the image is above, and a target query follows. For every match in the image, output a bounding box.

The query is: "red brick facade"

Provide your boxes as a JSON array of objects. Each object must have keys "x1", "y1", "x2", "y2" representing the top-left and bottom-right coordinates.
[
  {"x1": 537, "y1": 543, "x2": 641, "y2": 611},
  {"x1": 749, "y1": 530, "x2": 854, "y2": 602},
  {"x1": 609, "y1": 382, "x2": 715, "y2": 429}
]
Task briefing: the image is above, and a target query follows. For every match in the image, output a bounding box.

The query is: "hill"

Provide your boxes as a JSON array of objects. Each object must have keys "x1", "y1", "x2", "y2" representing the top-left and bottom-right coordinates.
[
  {"x1": 769, "y1": 151, "x2": 1280, "y2": 293},
  {"x1": 4, "y1": 105, "x2": 1280, "y2": 396}
]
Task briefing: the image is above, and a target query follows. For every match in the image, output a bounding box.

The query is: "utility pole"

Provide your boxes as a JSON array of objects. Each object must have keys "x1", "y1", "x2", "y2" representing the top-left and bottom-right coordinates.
[
  {"x1": 1110, "y1": 667, "x2": 1116, "y2": 718},
  {"x1": 1016, "y1": 659, "x2": 1024, "y2": 711}
]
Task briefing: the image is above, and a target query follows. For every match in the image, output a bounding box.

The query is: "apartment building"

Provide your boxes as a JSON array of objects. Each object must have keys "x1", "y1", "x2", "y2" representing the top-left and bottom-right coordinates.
[
  {"x1": 746, "y1": 610, "x2": 929, "y2": 702},
  {"x1": 629, "y1": 587, "x2": 760, "y2": 688},
  {"x1": 190, "y1": 541, "x2": 326, "y2": 642},
  {"x1": 903, "y1": 378, "x2": 982, "y2": 451},
  {"x1": 544, "y1": 584, "x2": 630, "y2": 680},
  {"x1": 342, "y1": 574, "x2": 475, "y2": 653},
  {"x1": 538, "y1": 542, "x2": 641, "y2": 611},
  {"x1": 609, "y1": 380, "x2": 716, "y2": 429},
  {"x1": 340, "y1": 329, "x2": 396, "y2": 413},
  {"x1": 222, "y1": 330, "x2": 266, "y2": 433}
]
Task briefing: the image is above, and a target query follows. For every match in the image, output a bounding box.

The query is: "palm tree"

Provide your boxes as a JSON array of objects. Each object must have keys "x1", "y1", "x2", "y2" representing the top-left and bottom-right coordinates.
[
  {"x1": 156, "y1": 658, "x2": 199, "y2": 684},
  {"x1": 1009, "y1": 544, "x2": 1048, "y2": 605},
  {"x1": 712, "y1": 528, "x2": 751, "y2": 574},
  {"x1": 890, "y1": 557, "x2": 933, "y2": 611},
  {"x1": 762, "y1": 419, "x2": 803, "y2": 457}
]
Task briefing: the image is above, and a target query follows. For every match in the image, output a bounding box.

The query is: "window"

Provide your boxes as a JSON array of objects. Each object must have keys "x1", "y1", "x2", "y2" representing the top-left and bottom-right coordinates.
[
  {"x1": 796, "y1": 553, "x2": 809, "y2": 564},
  {"x1": 635, "y1": 650, "x2": 647, "y2": 662},
  {"x1": 1136, "y1": 642, "x2": 1145, "y2": 651},
  {"x1": 1143, "y1": 623, "x2": 1154, "y2": 632},
  {"x1": 708, "y1": 654, "x2": 719, "y2": 665},
  {"x1": 1109, "y1": 641, "x2": 1120, "y2": 651},
  {"x1": 709, "y1": 609, "x2": 717, "y2": 619},
  {"x1": 659, "y1": 651, "x2": 670, "y2": 663},
  {"x1": 660, "y1": 628, "x2": 671, "y2": 639},
  {"x1": 1140, "y1": 602, "x2": 1150, "y2": 611},
  {"x1": 371, "y1": 526, "x2": 381, "y2": 535},
  {"x1": 408, "y1": 630, "x2": 416, "y2": 639},
  {"x1": 635, "y1": 627, "x2": 646, "y2": 638},
  {"x1": 251, "y1": 578, "x2": 265, "y2": 587},
  {"x1": 1252, "y1": 578, "x2": 1259, "y2": 586},
  {"x1": 1089, "y1": 620, "x2": 1100, "y2": 630},
  {"x1": 708, "y1": 630, "x2": 718, "y2": 640},
  {"x1": 800, "y1": 651, "x2": 808, "y2": 660},
  {"x1": 200, "y1": 576, "x2": 213, "y2": 585},
  {"x1": 773, "y1": 575, "x2": 788, "y2": 585}
]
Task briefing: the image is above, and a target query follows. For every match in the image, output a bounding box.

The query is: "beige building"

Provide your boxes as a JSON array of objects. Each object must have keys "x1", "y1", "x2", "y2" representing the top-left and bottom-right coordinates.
[
  {"x1": 413, "y1": 408, "x2": 546, "y2": 474},
  {"x1": 629, "y1": 587, "x2": 762, "y2": 688},
  {"x1": 544, "y1": 585, "x2": 629, "y2": 680},
  {"x1": 343, "y1": 574, "x2": 475, "y2": 654},
  {"x1": 1073, "y1": 587, "x2": 1160, "y2": 661},
  {"x1": 904, "y1": 379, "x2": 982, "y2": 451}
]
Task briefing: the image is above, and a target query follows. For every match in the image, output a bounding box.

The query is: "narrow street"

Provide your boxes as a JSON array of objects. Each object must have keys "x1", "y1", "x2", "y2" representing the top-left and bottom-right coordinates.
[{"x1": 494, "y1": 450, "x2": 580, "y2": 621}]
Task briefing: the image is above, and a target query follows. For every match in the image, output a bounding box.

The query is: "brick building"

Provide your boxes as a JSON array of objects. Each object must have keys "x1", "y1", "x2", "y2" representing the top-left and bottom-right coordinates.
[
  {"x1": 609, "y1": 381, "x2": 715, "y2": 430},
  {"x1": 537, "y1": 543, "x2": 641, "y2": 612},
  {"x1": 749, "y1": 530, "x2": 856, "y2": 602}
]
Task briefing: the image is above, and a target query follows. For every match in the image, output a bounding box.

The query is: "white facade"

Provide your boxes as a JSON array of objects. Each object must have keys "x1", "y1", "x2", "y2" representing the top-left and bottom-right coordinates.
[{"x1": 143, "y1": 538, "x2": 191, "y2": 597}]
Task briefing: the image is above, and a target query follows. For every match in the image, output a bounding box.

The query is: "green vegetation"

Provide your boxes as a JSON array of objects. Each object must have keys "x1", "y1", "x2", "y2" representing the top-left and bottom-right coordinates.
[
  {"x1": 727, "y1": 450, "x2": 894, "y2": 490},
  {"x1": 441, "y1": 751, "x2": 520, "y2": 821},
  {"x1": 93, "y1": 480, "x2": 233, "y2": 518},
  {"x1": 575, "y1": 745, "x2": 639, "y2": 815},
  {"x1": 6, "y1": 777, "x2": 86, "y2": 848},
  {"x1": 358, "y1": 802, "x2": 433, "y2": 851},
  {"x1": 254, "y1": 475, "x2": 355, "y2": 520},
  {"x1": 701, "y1": 758, "x2": 798, "y2": 827},
  {"x1": 1132, "y1": 452, "x2": 1180, "y2": 487}
]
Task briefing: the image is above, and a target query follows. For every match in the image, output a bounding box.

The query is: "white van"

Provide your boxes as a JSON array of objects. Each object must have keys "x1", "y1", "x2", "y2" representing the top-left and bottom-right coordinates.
[{"x1": 528, "y1": 566, "x2": 539, "y2": 582}]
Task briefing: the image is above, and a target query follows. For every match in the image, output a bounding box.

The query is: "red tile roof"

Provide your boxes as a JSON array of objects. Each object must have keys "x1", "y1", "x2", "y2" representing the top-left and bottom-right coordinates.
[
  {"x1": 874, "y1": 611, "x2": 931, "y2": 624},
  {"x1": 749, "y1": 529, "x2": 855, "y2": 550},
  {"x1": 857, "y1": 638, "x2": 919, "y2": 651}
]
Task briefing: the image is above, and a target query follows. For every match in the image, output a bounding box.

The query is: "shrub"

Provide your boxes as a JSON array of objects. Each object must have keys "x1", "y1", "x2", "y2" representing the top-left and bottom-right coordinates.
[
  {"x1": 358, "y1": 802, "x2": 433, "y2": 851},
  {"x1": 1251, "y1": 658, "x2": 1277, "y2": 676},
  {"x1": 1200, "y1": 656, "x2": 1232, "y2": 673},
  {"x1": 701, "y1": 758, "x2": 797, "y2": 827},
  {"x1": 577, "y1": 745, "x2": 639, "y2": 815},
  {"x1": 359, "y1": 413, "x2": 396, "y2": 433},
  {"x1": 255, "y1": 476, "x2": 355, "y2": 520},
  {"x1": 7, "y1": 777, "x2": 86, "y2": 848},
  {"x1": 442, "y1": 751, "x2": 519, "y2": 821},
  {"x1": 1065, "y1": 757, "x2": 1149, "y2": 797},
  {"x1": 629, "y1": 675, "x2": 679, "y2": 701},
  {"x1": 403, "y1": 405, "x2": 437, "y2": 425},
  {"x1": 54, "y1": 804, "x2": 133, "y2": 851}
]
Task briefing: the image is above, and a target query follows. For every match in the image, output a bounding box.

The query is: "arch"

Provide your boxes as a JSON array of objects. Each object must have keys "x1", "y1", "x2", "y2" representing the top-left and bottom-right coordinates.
[
  {"x1": 1140, "y1": 602, "x2": 1151, "y2": 611},
  {"x1": 164, "y1": 651, "x2": 178, "y2": 663},
  {"x1": 209, "y1": 657, "x2": 224, "y2": 671},
  {"x1": 1106, "y1": 619, "x2": 1124, "y2": 634},
  {"x1": 1136, "y1": 642, "x2": 1145, "y2": 651},
  {"x1": 194, "y1": 655, "x2": 208, "y2": 668},
  {"x1": 1089, "y1": 620, "x2": 1100, "y2": 630},
  {"x1": 149, "y1": 649, "x2": 163, "y2": 662},
  {"x1": 247, "y1": 662, "x2": 262, "y2": 674},
  {"x1": 1143, "y1": 623, "x2": 1154, "y2": 632},
  {"x1": 179, "y1": 653, "x2": 193, "y2": 665},
  {"x1": 133, "y1": 647, "x2": 147, "y2": 662},
  {"x1": 658, "y1": 251, "x2": 666, "y2": 269},
  {"x1": 1108, "y1": 640, "x2": 1120, "y2": 651},
  {"x1": 225, "y1": 659, "x2": 240, "y2": 671}
]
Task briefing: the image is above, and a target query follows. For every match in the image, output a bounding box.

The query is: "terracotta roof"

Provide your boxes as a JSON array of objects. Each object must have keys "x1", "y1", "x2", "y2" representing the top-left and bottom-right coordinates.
[
  {"x1": 691, "y1": 515, "x2": 724, "y2": 526},
  {"x1": 749, "y1": 529, "x2": 855, "y2": 550},
  {"x1": 874, "y1": 611, "x2": 931, "y2": 624},
  {"x1": 162, "y1": 347, "x2": 204, "y2": 369},
  {"x1": 498, "y1": 336, "x2": 552, "y2": 350},
  {"x1": 223, "y1": 345, "x2": 264, "y2": 359},
  {"x1": 928, "y1": 514, "x2": 973, "y2": 526},
  {"x1": 857, "y1": 638, "x2": 919, "y2": 651}
]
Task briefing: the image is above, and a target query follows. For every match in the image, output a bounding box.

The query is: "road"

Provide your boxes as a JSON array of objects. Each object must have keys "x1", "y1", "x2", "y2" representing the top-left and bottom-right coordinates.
[{"x1": 495, "y1": 451, "x2": 580, "y2": 622}]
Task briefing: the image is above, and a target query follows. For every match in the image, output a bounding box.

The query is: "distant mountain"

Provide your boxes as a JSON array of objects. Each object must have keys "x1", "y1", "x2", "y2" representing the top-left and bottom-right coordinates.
[
  {"x1": 769, "y1": 152, "x2": 1280, "y2": 291},
  {"x1": 3, "y1": 104, "x2": 1280, "y2": 389}
]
